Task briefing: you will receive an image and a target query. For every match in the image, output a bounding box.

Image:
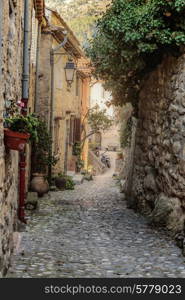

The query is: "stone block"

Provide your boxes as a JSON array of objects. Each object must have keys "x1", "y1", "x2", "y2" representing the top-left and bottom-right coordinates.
[
  {"x1": 151, "y1": 194, "x2": 185, "y2": 234},
  {"x1": 67, "y1": 171, "x2": 76, "y2": 177},
  {"x1": 73, "y1": 174, "x2": 84, "y2": 185},
  {"x1": 25, "y1": 192, "x2": 38, "y2": 210},
  {"x1": 179, "y1": 159, "x2": 185, "y2": 175},
  {"x1": 144, "y1": 173, "x2": 157, "y2": 192},
  {"x1": 84, "y1": 174, "x2": 93, "y2": 181}
]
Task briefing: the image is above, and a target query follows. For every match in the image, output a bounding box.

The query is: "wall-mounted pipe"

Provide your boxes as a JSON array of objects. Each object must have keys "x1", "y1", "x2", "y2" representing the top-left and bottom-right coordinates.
[
  {"x1": 0, "y1": 0, "x2": 2, "y2": 81},
  {"x1": 34, "y1": 23, "x2": 41, "y2": 113},
  {"x1": 19, "y1": 0, "x2": 30, "y2": 223},
  {"x1": 21, "y1": 0, "x2": 30, "y2": 112}
]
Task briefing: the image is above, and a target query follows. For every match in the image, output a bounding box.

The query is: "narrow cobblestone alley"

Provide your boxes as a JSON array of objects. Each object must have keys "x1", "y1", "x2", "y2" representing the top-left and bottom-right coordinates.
[{"x1": 7, "y1": 170, "x2": 185, "y2": 278}]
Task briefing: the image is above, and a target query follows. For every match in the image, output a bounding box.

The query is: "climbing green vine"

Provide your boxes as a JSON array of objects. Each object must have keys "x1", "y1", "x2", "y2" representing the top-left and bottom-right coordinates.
[
  {"x1": 86, "y1": 0, "x2": 185, "y2": 108},
  {"x1": 120, "y1": 116, "x2": 133, "y2": 148}
]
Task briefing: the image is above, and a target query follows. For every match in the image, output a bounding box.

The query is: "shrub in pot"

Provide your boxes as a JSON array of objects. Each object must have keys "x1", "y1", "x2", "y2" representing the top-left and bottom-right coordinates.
[
  {"x1": 55, "y1": 173, "x2": 75, "y2": 190},
  {"x1": 4, "y1": 114, "x2": 39, "y2": 151},
  {"x1": 30, "y1": 118, "x2": 58, "y2": 195},
  {"x1": 4, "y1": 113, "x2": 57, "y2": 195}
]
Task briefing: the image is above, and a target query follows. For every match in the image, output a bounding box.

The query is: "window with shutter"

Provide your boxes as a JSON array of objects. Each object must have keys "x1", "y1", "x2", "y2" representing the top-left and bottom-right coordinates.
[
  {"x1": 74, "y1": 118, "x2": 81, "y2": 142},
  {"x1": 69, "y1": 118, "x2": 74, "y2": 145}
]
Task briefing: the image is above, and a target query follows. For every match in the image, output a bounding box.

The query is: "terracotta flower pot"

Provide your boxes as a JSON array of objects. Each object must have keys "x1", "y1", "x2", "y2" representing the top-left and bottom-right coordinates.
[
  {"x1": 30, "y1": 173, "x2": 49, "y2": 197},
  {"x1": 4, "y1": 129, "x2": 30, "y2": 151},
  {"x1": 55, "y1": 177, "x2": 66, "y2": 190}
]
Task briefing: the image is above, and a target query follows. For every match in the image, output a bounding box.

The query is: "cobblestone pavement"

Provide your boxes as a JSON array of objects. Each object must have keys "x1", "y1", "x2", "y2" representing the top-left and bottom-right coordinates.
[{"x1": 7, "y1": 173, "x2": 185, "y2": 278}]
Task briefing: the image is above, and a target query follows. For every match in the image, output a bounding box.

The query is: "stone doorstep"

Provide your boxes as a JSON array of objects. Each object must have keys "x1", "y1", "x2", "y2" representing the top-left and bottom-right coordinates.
[
  {"x1": 72, "y1": 174, "x2": 84, "y2": 185},
  {"x1": 67, "y1": 171, "x2": 84, "y2": 185},
  {"x1": 67, "y1": 171, "x2": 76, "y2": 177}
]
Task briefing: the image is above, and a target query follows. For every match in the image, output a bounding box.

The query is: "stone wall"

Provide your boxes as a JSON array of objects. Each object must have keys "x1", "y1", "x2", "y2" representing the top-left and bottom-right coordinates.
[
  {"x1": 128, "y1": 54, "x2": 185, "y2": 238},
  {"x1": 0, "y1": 0, "x2": 24, "y2": 277},
  {"x1": 36, "y1": 32, "x2": 52, "y2": 124},
  {"x1": 122, "y1": 117, "x2": 137, "y2": 207}
]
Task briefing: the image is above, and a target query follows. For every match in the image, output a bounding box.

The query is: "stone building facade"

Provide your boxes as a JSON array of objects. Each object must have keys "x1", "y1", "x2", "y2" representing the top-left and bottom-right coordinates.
[
  {"x1": 0, "y1": 0, "x2": 24, "y2": 277},
  {"x1": 125, "y1": 54, "x2": 185, "y2": 242},
  {"x1": 37, "y1": 8, "x2": 90, "y2": 176},
  {"x1": 0, "y1": 0, "x2": 45, "y2": 277}
]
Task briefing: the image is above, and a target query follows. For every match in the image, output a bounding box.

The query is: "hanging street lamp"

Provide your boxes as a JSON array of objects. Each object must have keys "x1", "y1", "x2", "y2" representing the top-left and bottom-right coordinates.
[{"x1": 64, "y1": 60, "x2": 76, "y2": 87}]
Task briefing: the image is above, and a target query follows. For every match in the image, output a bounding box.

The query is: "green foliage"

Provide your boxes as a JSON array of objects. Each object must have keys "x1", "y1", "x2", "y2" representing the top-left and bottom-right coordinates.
[
  {"x1": 76, "y1": 158, "x2": 84, "y2": 172},
  {"x1": 33, "y1": 118, "x2": 58, "y2": 173},
  {"x1": 87, "y1": 0, "x2": 185, "y2": 107},
  {"x1": 72, "y1": 142, "x2": 84, "y2": 172},
  {"x1": 72, "y1": 142, "x2": 81, "y2": 156},
  {"x1": 5, "y1": 113, "x2": 57, "y2": 173},
  {"x1": 5, "y1": 114, "x2": 40, "y2": 142},
  {"x1": 57, "y1": 173, "x2": 75, "y2": 190},
  {"x1": 88, "y1": 105, "x2": 113, "y2": 133},
  {"x1": 65, "y1": 177, "x2": 75, "y2": 190},
  {"x1": 120, "y1": 116, "x2": 132, "y2": 148}
]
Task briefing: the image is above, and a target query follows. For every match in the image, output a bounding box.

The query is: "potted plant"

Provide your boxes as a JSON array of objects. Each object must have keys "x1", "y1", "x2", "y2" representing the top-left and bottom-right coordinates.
[
  {"x1": 30, "y1": 118, "x2": 58, "y2": 196},
  {"x1": 55, "y1": 173, "x2": 75, "y2": 190},
  {"x1": 4, "y1": 114, "x2": 39, "y2": 151},
  {"x1": 4, "y1": 113, "x2": 57, "y2": 195}
]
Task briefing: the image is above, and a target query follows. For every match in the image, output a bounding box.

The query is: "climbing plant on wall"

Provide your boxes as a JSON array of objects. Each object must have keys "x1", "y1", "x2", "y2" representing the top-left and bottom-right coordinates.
[{"x1": 86, "y1": 0, "x2": 185, "y2": 110}]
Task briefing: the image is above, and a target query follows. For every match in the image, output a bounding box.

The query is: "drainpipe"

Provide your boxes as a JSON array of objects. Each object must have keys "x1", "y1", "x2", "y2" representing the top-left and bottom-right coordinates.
[
  {"x1": 19, "y1": 0, "x2": 30, "y2": 223},
  {"x1": 0, "y1": 0, "x2": 2, "y2": 80},
  {"x1": 21, "y1": 0, "x2": 30, "y2": 114},
  {"x1": 34, "y1": 23, "x2": 41, "y2": 113},
  {"x1": 64, "y1": 122, "x2": 70, "y2": 175},
  {"x1": 48, "y1": 34, "x2": 68, "y2": 183}
]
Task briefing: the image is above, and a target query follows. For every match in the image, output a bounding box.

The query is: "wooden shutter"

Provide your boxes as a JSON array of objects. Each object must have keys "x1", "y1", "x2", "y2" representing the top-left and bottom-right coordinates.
[
  {"x1": 74, "y1": 118, "x2": 81, "y2": 142},
  {"x1": 69, "y1": 118, "x2": 73, "y2": 144}
]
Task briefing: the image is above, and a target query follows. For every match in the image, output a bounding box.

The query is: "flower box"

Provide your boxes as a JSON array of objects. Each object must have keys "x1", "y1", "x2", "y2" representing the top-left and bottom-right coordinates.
[{"x1": 4, "y1": 129, "x2": 30, "y2": 151}]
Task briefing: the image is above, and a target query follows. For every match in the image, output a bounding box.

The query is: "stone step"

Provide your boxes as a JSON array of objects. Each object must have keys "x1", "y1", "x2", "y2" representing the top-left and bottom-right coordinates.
[
  {"x1": 67, "y1": 171, "x2": 76, "y2": 177},
  {"x1": 72, "y1": 174, "x2": 84, "y2": 185}
]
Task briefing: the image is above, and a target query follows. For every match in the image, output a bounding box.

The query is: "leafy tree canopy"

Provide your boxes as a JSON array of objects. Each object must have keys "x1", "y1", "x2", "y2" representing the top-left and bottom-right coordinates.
[
  {"x1": 86, "y1": 0, "x2": 185, "y2": 109},
  {"x1": 81, "y1": 105, "x2": 113, "y2": 145},
  {"x1": 46, "y1": 0, "x2": 111, "y2": 46}
]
